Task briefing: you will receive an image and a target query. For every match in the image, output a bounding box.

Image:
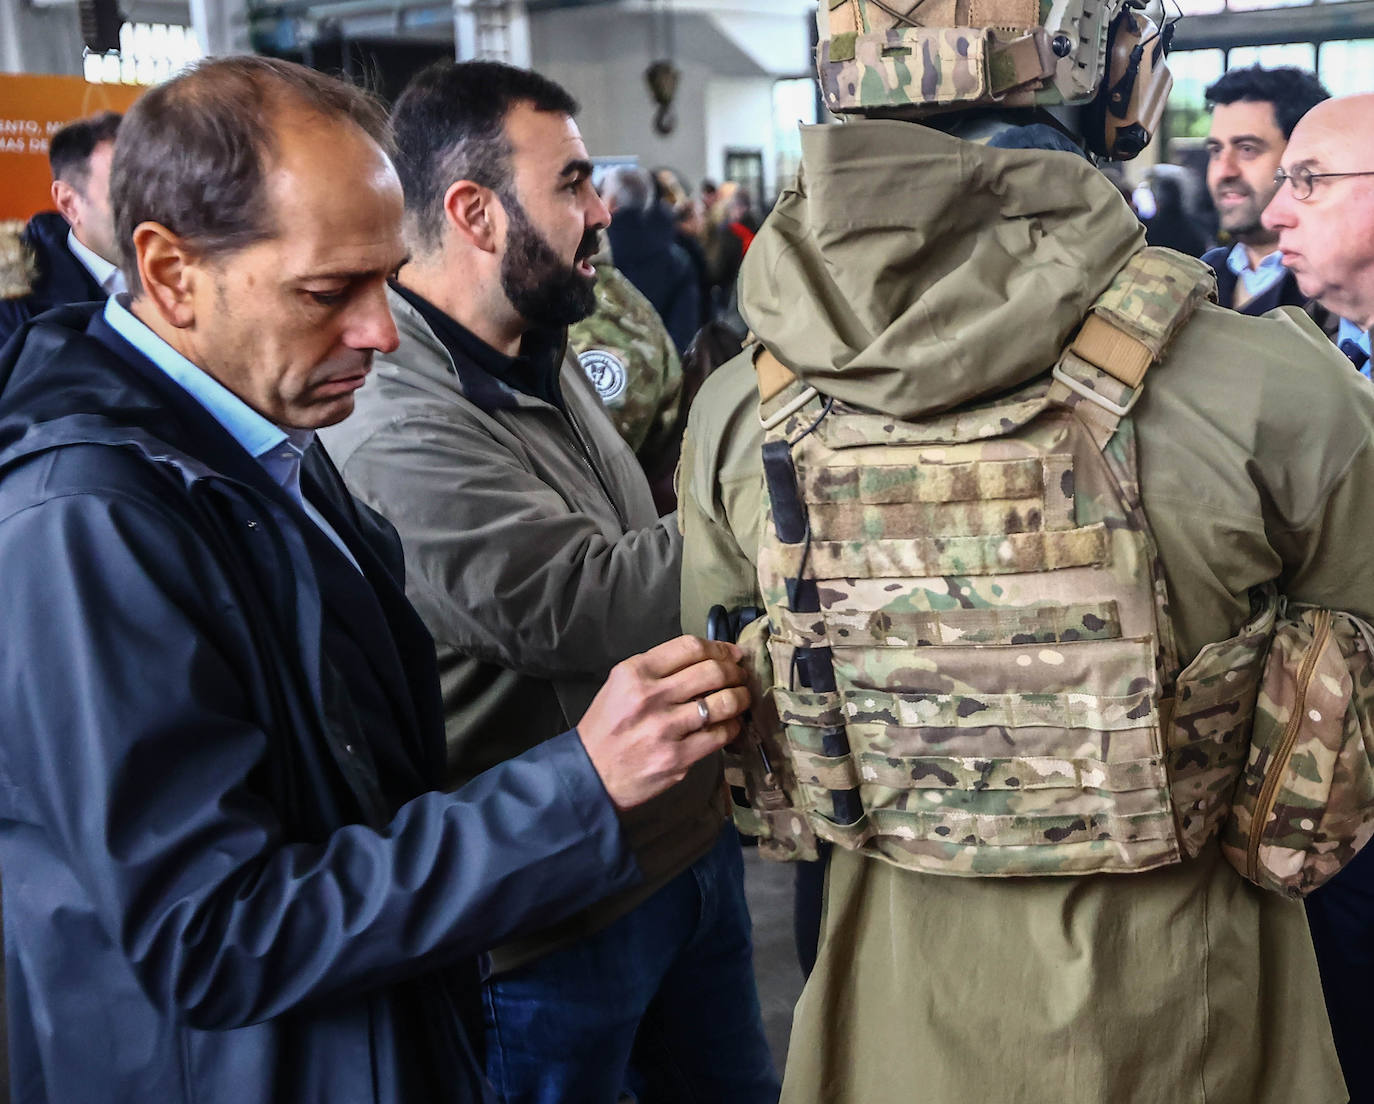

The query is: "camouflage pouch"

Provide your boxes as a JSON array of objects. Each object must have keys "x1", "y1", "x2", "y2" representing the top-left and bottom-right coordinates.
[
  {"x1": 1166, "y1": 586, "x2": 1277, "y2": 857},
  {"x1": 723, "y1": 617, "x2": 820, "y2": 863},
  {"x1": 1221, "y1": 605, "x2": 1374, "y2": 897}
]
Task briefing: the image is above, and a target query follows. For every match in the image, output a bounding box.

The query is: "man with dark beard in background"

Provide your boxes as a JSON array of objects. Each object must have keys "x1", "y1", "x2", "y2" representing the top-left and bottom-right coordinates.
[
  {"x1": 320, "y1": 60, "x2": 778, "y2": 1104},
  {"x1": 1201, "y1": 66, "x2": 1335, "y2": 335}
]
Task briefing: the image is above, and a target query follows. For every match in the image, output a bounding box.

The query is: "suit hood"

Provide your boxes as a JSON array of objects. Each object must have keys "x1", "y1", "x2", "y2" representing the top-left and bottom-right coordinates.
[{"x1": 740, "y1": 120, "x2": 1146, "y2": 418}]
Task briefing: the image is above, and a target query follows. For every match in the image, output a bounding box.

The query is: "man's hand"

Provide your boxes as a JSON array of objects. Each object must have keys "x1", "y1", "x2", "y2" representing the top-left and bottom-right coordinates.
[{"x1": 578, "y1": 635, "x2": 750, "y2": 810}]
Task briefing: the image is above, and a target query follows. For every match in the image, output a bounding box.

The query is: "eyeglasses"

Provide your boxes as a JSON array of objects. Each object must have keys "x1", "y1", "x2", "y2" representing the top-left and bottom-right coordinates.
[{"x1": 1273, "y1": 165, "x2": 1374, "y2": 202}]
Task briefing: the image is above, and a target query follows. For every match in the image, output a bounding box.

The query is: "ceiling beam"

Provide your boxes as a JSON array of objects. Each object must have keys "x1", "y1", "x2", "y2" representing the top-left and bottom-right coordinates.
[{"x1": 1172, "y1": 1, "x2": 1374, "y2": 50}]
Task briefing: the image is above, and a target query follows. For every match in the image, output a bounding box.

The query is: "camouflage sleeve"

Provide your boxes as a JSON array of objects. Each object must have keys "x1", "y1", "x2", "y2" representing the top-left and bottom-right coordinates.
[
  {"x1": 567, "y1": 265, "x2": 683, "y2": 461},
  {"x1": 636, "y1": 349, "x2": 685, "y2": 471},
  {"x1": 678, "y1": 355, "x2": 765, "y2": 638}
]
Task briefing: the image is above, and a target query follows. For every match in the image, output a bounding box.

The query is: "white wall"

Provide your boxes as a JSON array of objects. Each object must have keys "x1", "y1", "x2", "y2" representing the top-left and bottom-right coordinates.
[
  {"x1": 530, "y1": 1, "x2": 811, "y2": 197},
  {"x1": 532, "y1": 10, "x2": 710, "y2": 183},
  {"x1": 704, "y1": 76, "x2": 776, "y2": 197},
  {"x1": 0, "y1": 0, "x2": 84, "y2": 75},
  {"x1": 1, "y1": 0, "x2": 193, "y2": 74}
]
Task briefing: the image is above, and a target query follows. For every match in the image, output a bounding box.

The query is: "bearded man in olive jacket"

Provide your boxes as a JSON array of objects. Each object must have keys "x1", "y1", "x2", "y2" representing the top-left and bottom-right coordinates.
[
  {"x1": 320, "y1": 59, "x2": 777, "y2": 1103},
  {"x1": 677, "y1": 8, "x2": 1374, "y2": 1104}
]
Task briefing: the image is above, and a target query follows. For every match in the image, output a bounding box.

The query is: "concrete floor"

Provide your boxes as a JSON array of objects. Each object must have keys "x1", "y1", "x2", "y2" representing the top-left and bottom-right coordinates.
[{"x1": 740, "y1": 844, "x2": 806, "y2": 1074}]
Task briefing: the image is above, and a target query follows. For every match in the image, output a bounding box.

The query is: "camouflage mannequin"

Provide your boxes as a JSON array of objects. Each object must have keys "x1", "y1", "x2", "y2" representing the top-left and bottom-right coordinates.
[{"x1": 676, "y1": 0, "x2": 1374, "y2": 1100}]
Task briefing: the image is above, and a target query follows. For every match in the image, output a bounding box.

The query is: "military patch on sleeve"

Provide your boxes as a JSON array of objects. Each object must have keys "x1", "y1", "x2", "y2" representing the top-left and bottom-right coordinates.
[{"x1": 578, "y1": 348, "x2": 629, "y2": 405}]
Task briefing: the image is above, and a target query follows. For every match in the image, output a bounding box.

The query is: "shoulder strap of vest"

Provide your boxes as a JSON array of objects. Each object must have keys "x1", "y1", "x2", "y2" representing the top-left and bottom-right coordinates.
[
  {"x1": 754, "y1": 343, "x2": 796, "y2": 402},
  {"x1": 1048, "y1": 246, "x2": 1217, "y2": 449}
]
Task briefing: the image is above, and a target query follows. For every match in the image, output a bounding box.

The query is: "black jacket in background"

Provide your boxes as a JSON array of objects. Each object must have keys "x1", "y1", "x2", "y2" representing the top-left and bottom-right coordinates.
[
  {"x1": 0, "y1": 303, "x2": 639, "y2": 1103},
  {"x1": 606, "y1": 203, "x2": 700, "y2": 354},
  {"x1": 0, "y1": 211, "x2": 105, "y2": 347}
]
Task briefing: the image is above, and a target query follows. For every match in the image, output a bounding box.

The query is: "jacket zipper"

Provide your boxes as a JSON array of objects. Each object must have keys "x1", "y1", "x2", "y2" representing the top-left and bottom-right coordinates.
[
  {"x1": 1248, "y1": 608, "x2": 1333, "y2": 881},
  {"x1": 560, "y1": 405, "x2": 629, "y2": 530}
]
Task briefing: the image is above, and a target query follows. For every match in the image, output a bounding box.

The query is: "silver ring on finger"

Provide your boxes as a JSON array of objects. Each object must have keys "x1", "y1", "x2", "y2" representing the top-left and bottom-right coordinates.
[{"x1": 696, "y1": 698, "x2": 710, "y2": 728}]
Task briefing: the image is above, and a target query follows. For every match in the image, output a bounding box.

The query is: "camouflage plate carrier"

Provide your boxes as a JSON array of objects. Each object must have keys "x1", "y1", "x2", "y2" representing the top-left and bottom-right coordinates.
[{"x1": 723, "y1": 247, "x2": 1288, "y2": 876}]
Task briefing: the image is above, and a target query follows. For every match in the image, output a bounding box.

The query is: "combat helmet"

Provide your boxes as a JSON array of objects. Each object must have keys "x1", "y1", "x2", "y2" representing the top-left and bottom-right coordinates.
[{"x1": 817, "y1": 0, "x2": 1175, "y2": 158}]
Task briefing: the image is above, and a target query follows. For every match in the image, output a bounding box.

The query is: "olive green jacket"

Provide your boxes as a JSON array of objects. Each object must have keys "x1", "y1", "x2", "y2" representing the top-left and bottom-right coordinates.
[
  {"x1": 679, "y1": 119, "x2": 1373, "y2": 1103},
  {"x1": 325, "y1": 287, "x2": 723, "y2": 971}
]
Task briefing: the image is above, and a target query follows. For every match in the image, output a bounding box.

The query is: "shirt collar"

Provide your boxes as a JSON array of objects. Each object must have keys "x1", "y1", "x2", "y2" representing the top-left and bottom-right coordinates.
[
  {"x1": 67, "y1": 229, "x2": 125, "y2": 296},
  {"x1": 1338, "y1": 316, "x2": 1371, "y2": 354},
  {"x1": 1225, "y1": 241, "x2": 1284, "y2": 276},
  {"x1": 102, "y1": 295, "x2": 299, "y2": 474}
]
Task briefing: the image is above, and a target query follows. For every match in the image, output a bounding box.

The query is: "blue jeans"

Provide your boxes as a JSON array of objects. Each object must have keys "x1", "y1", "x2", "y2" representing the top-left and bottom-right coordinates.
[{"x1": 481, "y1": 827, "x2": 780, "y2": 1104}]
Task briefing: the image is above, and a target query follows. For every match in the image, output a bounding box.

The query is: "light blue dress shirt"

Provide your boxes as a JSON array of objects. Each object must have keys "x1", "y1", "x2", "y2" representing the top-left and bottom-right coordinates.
[
  {"x1": 1226, "y1": 242, "x2": 1288, "y2": 299},
  {"x1": 103, "y1": 295, "x2": 361, "y2": 570}
]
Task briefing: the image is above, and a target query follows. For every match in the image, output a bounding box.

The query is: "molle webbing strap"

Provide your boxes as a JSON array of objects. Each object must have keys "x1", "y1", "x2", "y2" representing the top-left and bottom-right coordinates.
[
  {"x1": 793, "y1": 645, "x2": 865, "y2": 825},
  {"x1": 755, "y1": 346, "x2": 798, "y2": 403},
  {"x1": 1049, "y1": 247, "x2": 1217, "y2": 444}
]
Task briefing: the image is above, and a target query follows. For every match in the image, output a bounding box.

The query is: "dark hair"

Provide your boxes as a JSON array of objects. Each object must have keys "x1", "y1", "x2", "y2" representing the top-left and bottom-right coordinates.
[
  {"x1": 48, "y1": 111, "x2": 121, "y2": 190},
  {"x1": 111, "y1": 55, "x2": 391, "y2": 294},
  {"x1": 390, "y1": 60, "x2": 578, "y2": 253},
  {"x1": 1204, "y1": 65, "x2": 1331, "y2": 139}
]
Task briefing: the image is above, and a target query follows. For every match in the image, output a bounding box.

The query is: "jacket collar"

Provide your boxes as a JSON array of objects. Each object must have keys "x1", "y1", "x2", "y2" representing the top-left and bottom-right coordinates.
[{"x1": 385, "y1": 282, "x2": 569, "y2": 414}]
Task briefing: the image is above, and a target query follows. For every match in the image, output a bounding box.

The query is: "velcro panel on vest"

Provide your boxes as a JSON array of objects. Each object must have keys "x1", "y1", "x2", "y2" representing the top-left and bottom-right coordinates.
[
  {"x1": 813, "y1": 456, "x2": 1045, "y2": 503},
  {"x1": 969, "y1": 0, "x2": 1038, "y2": 28},
  {"x1": 855, "y1": 753, "x2": 1164, "y2": 793},
  {"x1": 840, "y1": 686, "x2": 1153, "y2": 731},
  {"x1": 816, "y1": 601, "x2": 1123, "y2": 647},
  {"x1": 861, "y1": 808, "x2": 1176, "y2": 849},
  {"x1": 807, "y1": 526, "x2": 1108, "y2": 578}
]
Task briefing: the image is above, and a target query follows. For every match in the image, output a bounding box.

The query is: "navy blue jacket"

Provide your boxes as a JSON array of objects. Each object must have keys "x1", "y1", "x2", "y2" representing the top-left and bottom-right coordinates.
[
  {"x1": 0, "y1": 212, "x2": 106, "y2": 347},
  {"x1": 1201, "y1": 244, "x2": 1337, "y2": 338},
  {"x1": 606, "y1": 203, "x2": 700, "y2": 354},
  {"x1": 0, "y1": 304, "x2": 640, "y2": 1104}
]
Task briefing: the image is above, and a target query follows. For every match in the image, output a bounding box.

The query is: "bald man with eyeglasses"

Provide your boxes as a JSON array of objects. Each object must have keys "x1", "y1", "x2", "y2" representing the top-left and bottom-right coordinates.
[
  {"x1": 1264, "y1": 92, "x2": 1374, "y2": 376},
  {"x1": 1253, "y1": 92, "x2": 1374, "y2": 1103}
]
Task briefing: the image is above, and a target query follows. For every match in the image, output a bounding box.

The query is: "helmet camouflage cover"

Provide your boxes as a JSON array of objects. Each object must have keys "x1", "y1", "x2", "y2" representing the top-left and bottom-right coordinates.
[{"x1": 817, "y1": 0, "x2": 1131, "y2": 116}]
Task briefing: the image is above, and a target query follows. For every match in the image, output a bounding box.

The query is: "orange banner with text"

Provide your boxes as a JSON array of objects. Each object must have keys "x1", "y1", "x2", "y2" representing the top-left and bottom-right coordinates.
[{"x1": 0, "y1": 75, "x2": 144, "y2": 221}]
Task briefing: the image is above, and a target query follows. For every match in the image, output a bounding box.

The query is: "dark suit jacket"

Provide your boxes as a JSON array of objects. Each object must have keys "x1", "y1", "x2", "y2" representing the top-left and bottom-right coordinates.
[{"x1": 1201, "y1": 245, "x2": 1338, "y2": 340}]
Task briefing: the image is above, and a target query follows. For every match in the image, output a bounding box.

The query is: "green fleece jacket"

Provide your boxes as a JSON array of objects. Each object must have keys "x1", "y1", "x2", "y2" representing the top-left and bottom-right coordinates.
[{"x1": 679, "y1": 119, "x2": 1372, "y2": 1104}]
